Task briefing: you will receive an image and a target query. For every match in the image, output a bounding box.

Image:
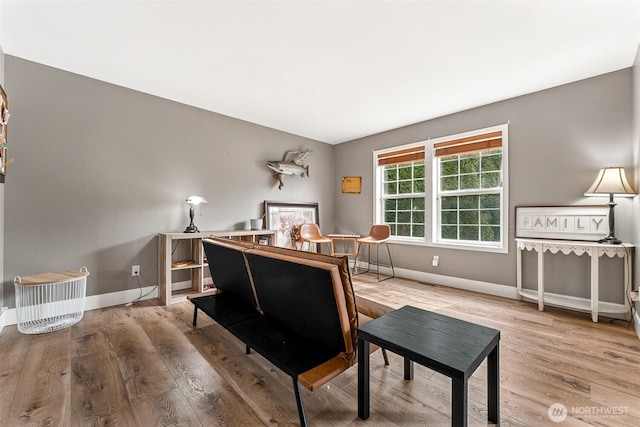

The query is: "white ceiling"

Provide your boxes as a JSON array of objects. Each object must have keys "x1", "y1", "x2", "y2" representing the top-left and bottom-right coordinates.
[{"x1": 1, "y1": 1, "x2": 640, "y2": 144}]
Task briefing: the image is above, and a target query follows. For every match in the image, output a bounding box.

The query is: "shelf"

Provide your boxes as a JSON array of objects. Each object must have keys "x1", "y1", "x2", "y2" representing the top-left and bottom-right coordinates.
[
  {"x1": 519, "y1": 289, "x2": 628, "y2": 314},
  {"x1": 171, "y1": 264, "x2": 200, "y2": 271},
  {"x1": 158, "y1": 230, "x2": 277, "y2": 305}
]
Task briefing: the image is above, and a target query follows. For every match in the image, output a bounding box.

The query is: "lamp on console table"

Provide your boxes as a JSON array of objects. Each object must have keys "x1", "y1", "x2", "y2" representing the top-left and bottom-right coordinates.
[
  {"x1": 184, "y1": 196, "x2": 207, "y2": 233},
  {"x1": 584, "y1": 167, "x2": 636, "y2": 244}
]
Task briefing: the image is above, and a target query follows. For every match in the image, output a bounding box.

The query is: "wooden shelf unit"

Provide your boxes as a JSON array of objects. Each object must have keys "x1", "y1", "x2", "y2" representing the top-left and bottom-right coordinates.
[{"x1": 158, "y1": 230, "x2": 276, "y2": 305}]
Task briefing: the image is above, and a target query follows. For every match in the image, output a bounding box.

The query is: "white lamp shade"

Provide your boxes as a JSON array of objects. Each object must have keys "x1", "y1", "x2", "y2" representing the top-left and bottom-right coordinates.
[
  {"x1": 186, "y1": 195, "x2": 207, "y2": 205},
  {"x1": 584, "y1": 167, "x2": 636, "y2": 197}
]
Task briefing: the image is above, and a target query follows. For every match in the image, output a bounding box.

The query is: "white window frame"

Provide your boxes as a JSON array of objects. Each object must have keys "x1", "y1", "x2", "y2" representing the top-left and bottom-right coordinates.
[
  {"x1": 374, "y1": 143, "x2": 426, "y2": 243},
  {"x1": 373, "y1": 124, "x2": 508, "y2": 253}
]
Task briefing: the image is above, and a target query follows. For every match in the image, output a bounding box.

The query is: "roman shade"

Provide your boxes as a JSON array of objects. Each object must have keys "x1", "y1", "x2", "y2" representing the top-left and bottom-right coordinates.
[
  {"x1": 434, "y1": 130, "x2": 502, "y2": 157},
  {"x1": 377, "y1": 146, "x2": 425, "y2": 166}
]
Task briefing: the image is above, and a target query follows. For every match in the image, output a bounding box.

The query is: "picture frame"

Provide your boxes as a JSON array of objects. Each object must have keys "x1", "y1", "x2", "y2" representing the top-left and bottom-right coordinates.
[
  {"x1": 515, "y1": 205, "x2": 609, "y2": 241},
  {"x1": 264, "y1": 200, "x2": 319, "y2": 248},
  {"x1": 0, "y1": 84, "x2": 8, "y2": 183},
  {"x1": 342, "y1": 176, "x2": 362, "y2": 193}
]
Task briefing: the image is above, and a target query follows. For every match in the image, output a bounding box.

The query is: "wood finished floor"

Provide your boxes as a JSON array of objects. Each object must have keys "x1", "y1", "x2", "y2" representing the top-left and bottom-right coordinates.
[{"x1": 1, "y1": 274, "x2": 639, "y2": 426}]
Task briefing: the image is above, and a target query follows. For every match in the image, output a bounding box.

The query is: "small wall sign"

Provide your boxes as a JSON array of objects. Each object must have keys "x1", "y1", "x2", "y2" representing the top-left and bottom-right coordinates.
[
  {"x1": 516, "y1": 206, "x2": 609, "y2": 241},
  {"x1": 342, "y1": 176, "x2": 362, "y2": 194}
]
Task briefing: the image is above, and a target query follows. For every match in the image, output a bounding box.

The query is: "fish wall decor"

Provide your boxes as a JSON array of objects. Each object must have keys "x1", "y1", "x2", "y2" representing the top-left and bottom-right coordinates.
[{"x1": 267, "y1": 149, "x2": 313, "y2": 190}]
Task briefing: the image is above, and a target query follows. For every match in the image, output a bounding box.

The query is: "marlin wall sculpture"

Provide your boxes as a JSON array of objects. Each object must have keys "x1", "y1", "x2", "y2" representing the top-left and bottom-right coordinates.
[{"x1": 266, "y1": 149, "x2": 312, "y2": 190}]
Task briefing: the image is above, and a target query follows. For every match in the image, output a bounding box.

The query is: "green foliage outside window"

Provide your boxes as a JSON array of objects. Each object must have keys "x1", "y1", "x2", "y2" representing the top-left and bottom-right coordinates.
[
  {"x1": 382, "y1": 161, "x2": 425, "y2": 238},
  {"x1": 439, "y1": 149, "x2": 502, "y2": 243}
]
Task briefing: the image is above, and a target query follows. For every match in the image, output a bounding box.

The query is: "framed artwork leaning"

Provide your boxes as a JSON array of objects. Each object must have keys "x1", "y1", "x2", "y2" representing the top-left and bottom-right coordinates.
[{"x1": 264, "y1": 201, "x2": 319, "y2": 248}]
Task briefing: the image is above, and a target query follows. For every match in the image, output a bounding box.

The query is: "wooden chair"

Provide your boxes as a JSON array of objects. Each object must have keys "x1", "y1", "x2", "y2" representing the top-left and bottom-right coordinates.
[
  {"x1": 352, "y1": 224, "x2": 395, "y2": 281},
  {"x1": 299, "y1": 223, "x2": 331, "y2": 253}
]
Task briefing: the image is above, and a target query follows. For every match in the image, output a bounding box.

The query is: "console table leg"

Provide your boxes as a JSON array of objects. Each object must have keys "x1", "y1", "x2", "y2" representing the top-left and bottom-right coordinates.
[
  {"x1": 451, "y1": 378, "x2": 468, "y2": 427},
  {"x1": 487, "y1": 344, "x2": 500, "y2": 424},
  {"x1": 358, "y1": 339, "x2": 371, "y2": 420},
  {"x1": 192, "y1": 308, "x2": 198, "y2": 327}
]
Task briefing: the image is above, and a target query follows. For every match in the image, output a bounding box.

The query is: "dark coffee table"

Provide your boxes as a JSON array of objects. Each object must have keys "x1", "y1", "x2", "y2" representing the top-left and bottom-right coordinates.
[{"x1": 357, "y1": 305, "x2": 500, "y2": 426}]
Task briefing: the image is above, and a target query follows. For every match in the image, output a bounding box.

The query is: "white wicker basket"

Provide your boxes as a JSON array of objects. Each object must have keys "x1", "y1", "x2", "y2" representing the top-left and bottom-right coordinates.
[{"x1": 14, "y1": 266, "x2": 89, "y2": 334}]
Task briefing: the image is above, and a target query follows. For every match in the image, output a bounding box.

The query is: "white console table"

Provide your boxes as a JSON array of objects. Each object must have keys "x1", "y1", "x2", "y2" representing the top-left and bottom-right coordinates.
[{"x1": 515, "y1": 238, "x2": 632, "y2": 322}]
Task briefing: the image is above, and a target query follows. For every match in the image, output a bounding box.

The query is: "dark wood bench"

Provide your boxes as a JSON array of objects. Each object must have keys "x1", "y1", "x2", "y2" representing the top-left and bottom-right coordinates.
[{"x1": 189, "y1": 237, "x2": 391, "y2": 426}]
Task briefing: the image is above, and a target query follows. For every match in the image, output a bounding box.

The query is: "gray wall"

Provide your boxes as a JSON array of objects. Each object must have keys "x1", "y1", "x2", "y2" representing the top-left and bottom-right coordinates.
[
  {"x1": 335, "y1": 69, "x2": 634, "y2": 299},
  {"x1": 633, "y1": 45, "x2": 640, "y2": 313},
  {"x1": 3, "y1": 56, "x2": 335, "y2": 306},
  {"x1": 0, "y1": 43, "x2": 4, "y2": 313},
  {"x1": 2, "y1": 56, "x2": 636, "y2": 308}
]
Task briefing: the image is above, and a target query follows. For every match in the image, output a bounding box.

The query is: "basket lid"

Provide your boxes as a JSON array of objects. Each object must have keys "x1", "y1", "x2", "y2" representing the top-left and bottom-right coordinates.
[{"x1": 16, "y1": 270, "x2": 90, "y2": 286}]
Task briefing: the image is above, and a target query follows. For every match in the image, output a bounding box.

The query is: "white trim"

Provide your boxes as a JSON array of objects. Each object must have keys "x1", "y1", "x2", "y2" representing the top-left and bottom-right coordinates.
[
  {"x1": 0, "y1": 308, "x2": 6, "y2": 334},
  {"x1": 351, "y1": 263, "x2": 635, "y2": 326},
  {"x1": 351, "y1": 261, "x2": 518, "y2": 300},
  {"x1": 432, "y1": 123, "x2": 509, "y2": 253},
  {"x1": 1, "y1": 285, "x2": 158, "y2": 327},
  {"x1": 396, "y1": 266, "x2": 518, "y2": 299},
  {"x1": 373, "y1": 124, "x2": 509, "y2": 254}
]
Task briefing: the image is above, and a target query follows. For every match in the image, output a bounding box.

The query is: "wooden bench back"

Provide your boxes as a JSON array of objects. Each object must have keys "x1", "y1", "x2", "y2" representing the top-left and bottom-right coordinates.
[
  {"x1": 202, "y1": 238, "x2": 258, "y2": 309},
  {"x1": 202, "y1": 237, "x2": 358, "y2": 359}
]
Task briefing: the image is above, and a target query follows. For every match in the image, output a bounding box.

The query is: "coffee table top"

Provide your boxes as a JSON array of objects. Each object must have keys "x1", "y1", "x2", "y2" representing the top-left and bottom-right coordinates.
[{"x1": 358, "y1": 305, "x2": 500, "y2": 380}]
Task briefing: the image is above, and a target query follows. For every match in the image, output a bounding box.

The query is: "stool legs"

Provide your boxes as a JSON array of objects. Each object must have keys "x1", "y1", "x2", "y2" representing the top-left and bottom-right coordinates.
[{"x1": 352, "y1": 242, "x2": 395, "y2": 282}]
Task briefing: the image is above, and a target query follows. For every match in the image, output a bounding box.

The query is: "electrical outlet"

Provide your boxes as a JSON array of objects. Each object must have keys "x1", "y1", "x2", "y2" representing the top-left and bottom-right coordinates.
[
  {"x1": 132, "y1": 265, "x2": 140, "y2": 277},
  {"x1": 432, "y1": 255, "x2": 439, "y2": 267}
]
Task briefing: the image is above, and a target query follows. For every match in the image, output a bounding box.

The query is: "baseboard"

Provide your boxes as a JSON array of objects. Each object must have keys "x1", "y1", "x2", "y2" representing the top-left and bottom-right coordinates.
[
  {"x1": 1, "y1": 285, "x2": 158, "y2": 327},
  {"x1": 0, "y1": 308, "x2": 6, "y2": 334},
  {"x1": 396, "y1": 266, "x2": 519, "y2": 299},
  {"x1": 352, "y1": 262, "x2": 519, "y2": 300}
]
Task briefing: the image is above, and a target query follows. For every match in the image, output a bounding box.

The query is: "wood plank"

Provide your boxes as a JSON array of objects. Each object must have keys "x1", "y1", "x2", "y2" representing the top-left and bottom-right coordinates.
[
  {"x1": 134, "y1": 301, "x2": 264, "y2": 425},
  {"x1": 132, "y1": 387, "x2": 202, "y2": 426},
  {"x1": 4, "y1": 330, "x2": 71, "y2": 426},
  {"x1": 0, "y1": 326, "x2": 32, "y2": 423},
  {"x1": 103, "y1": 306, "x2": 176, "y2": 404},
  {"x1": 1, "y1": 273, "x2": 640, "y2": 426},
  {"x1": 71, "y1": 350, "x2": 137, "y2": 425}
]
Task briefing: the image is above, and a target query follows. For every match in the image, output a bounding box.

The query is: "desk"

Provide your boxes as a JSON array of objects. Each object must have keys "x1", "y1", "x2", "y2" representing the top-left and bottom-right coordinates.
[
  {"x1": 327, "y1": 234, "x2": 359, "y2": 258},
  {"x1": 515, "y1": 238, "x2": 632, "y2": 322},
  {"x1": 358, "y1": 305, "x2": 500, "y2": 427}
]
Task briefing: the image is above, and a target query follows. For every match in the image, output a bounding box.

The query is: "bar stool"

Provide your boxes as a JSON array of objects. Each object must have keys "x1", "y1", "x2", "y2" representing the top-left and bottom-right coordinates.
[
  {"x1": 300, "y1": 224, "x2": 331, "y2": 253},
  {"x1": 352, "y1": 224, "x2": 395, "y2": 282}
]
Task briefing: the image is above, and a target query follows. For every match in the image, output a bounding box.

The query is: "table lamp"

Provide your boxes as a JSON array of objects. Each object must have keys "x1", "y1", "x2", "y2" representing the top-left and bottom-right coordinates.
[
  {"x1": 184, "y1": 196, "x2": 207, "y2": 233},
  {"x1": 584, "y1": 167, "x2": 636, "y2": 244}
]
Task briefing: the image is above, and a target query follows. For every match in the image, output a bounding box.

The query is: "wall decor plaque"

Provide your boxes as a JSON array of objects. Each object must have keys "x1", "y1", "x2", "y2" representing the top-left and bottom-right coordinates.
[{"x1": 515, "y1": 205, "x2": 609, "y2": 241}]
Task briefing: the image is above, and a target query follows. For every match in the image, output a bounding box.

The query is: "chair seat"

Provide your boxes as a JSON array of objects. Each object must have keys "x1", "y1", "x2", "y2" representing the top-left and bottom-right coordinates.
[
  {"x1": 357, "y1": 236, "x2": 388, "y2": 244},
  {"x1": 306, "y1": 237, "x2": 331, "y2": 244}
]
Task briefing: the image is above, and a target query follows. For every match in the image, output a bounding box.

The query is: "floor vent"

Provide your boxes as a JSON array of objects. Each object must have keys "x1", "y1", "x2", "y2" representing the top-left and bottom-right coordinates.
[{"x1": 416, "y1": 281, "x2": 436, "y2": 286}]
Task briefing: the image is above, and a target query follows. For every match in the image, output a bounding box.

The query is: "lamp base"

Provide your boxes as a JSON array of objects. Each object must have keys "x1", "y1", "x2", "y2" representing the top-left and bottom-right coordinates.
[
  {"x1": 598, "y1": 235, "x2": 622, "y2": 245},
  {"x1": 184, "y1": 224, "x2": 199, "y2": 233}
]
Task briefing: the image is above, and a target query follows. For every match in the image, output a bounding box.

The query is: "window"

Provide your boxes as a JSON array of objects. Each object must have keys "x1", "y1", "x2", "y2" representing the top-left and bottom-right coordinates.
[
  {"x1": 374, "y1": 124, "x2": 508, "y2": 252},
  {"x1": 377, "y1": 146, "x2": 425, "y2": 239}
]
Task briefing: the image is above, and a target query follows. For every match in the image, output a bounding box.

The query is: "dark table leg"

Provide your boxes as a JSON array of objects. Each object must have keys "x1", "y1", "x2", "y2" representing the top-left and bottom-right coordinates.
[
  {"x1": 487, "y1": 344, "x2": 500, "y2": 424},
  {"x1": 404, "y1": 357, "x2": 414, "y2": 380},
  {"x1": 358, "y1": 338, "x2": 371, "y2": 420},
  {"x1": 451, "y1": 378, "x2": 468, "y2": 427}
]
